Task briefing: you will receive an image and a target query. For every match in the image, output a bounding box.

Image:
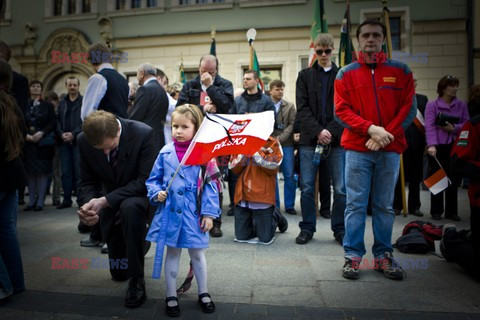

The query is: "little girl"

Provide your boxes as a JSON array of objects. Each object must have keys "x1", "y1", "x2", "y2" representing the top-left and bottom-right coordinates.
[{"x1": 146, "y1": 104, "x2": 220, "y2": 317}]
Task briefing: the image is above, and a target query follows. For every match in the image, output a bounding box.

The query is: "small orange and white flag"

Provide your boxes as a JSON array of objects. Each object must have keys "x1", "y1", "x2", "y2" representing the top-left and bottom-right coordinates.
[
  {"x1": 413, "y1": 109, "x2": 425, "y2": 133},
  {"x1": 423, "y1": 168, "x2": 450, "y2": 195}
]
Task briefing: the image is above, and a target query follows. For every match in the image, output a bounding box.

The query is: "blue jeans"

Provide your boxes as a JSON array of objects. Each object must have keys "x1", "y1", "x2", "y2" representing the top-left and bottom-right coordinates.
[
  {"x1": 298, "y1": 146, "x2": 320, "y2": 234},
  {"x1": 343, "y1": 151, "x2": 400, "y2": 260},
  {"x1": 60, "y1": 143, "x2": 80, "y2": 204},
  {"x1": 0, "y1": 191, "x2": 25, "y2": 294},
  {"x1": 327, "y1": 146, "x2": 346, "y2": 237},
  {"x1": 275, "y1": 146, "x2": 296, "y2": 210}
]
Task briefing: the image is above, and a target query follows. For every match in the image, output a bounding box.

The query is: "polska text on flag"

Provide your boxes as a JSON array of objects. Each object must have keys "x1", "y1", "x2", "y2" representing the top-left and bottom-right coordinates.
[{"x1": 182, "y1": 111, "x2": 275, "y2": 166}]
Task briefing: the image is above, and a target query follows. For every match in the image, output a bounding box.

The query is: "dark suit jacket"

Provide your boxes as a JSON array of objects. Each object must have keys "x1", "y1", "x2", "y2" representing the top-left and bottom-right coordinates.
[
  {"x1": 129, "y1": 79, "x2": 169, "y2": 153},
  {"x1": 77, "y1": 118, "x2": 156, "y2": 240},
  {"x1": 12, "y1": 71, "x2": 29, "y2": 116}
]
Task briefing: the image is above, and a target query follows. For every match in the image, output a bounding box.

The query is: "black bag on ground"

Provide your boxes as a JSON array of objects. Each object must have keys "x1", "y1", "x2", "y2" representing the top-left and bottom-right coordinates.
[{"x1": 394, "y1": 229, "x2": 431, "y2": 253}]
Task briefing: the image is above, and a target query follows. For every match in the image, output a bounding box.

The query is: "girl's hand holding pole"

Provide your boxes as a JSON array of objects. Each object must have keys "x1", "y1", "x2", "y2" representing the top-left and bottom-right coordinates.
[{"x1": 157, "y1": 191, "x2": 167, "y2": 202}]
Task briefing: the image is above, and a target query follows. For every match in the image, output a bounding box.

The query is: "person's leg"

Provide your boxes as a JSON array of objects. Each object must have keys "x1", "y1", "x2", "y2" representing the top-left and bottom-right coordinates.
[
  {"x1": 188, "y1": 248, "x2": 209, "y2": 296},
  {"x1": 60, "y1": 144, "x2": 74, "y2": 205},
  {"x1": 343, "y1": 150, "x2": 373, "y2": 260},
  {"x1": 328, "y1": 146, "x2": 346, "y2": 239},
  {"x1": 118, "y1": 196, "x2": 148, "y2": 279},
  {"x1": 371, "y1": 152, "x2": 400, "y2": 259},
  {"x1": 318, "y1": 159, "x2": 331, "y2": 217},
  {"x1": 253, "y1": 206, "x2": 276, "y2": 243},
  {"x1": 72, "y1": 144, "x2": 80, "y2": 197},
  {"x1": 234, "y1": 206, "x2": 254, "y2": 240},
  {"x1": 298, "y1": 146, "x2": 320, "y2": 235},
  {"x1": 428, "y1": 154, "x2": 444, "y2": 218},
  {"x1": 164, "y1": 247, "x2": 182, "y2": 299},
  {"x1": 35, "y1": 174, "x2": 49, "y2": 208},
  {"x1": 27, "y1": 174, "x2": 37, "y2": 207},
  {"x1": 440, "y1": 144, "x2": 459, "y2": 218},
  {"x1": 52, "y1": 147, "x2": 62, "y2": 205},
  {"x1": 393, "y1": 172, "x2": 403, "y2": 212},
  {"x1": 0, "y1": 191, "x2": 25, "y2": 294},
  {"x1": 407, "y1": 147, "x2": 423, "y2": 212},
  {"x1": 281, "y1": 146, "x2": 296, "y2": 211},
  {"x1": 106, "y1": 223, "x2": 128, "y2": 281},
  {"x1": 275, "y1": 177, "x2": 281, "y2": 209}
]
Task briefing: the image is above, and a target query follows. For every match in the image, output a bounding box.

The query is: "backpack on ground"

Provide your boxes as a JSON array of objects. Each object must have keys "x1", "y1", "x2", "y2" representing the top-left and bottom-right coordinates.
[{"x1": 394, "y1": 220, "x2": 443, "y2": 253}]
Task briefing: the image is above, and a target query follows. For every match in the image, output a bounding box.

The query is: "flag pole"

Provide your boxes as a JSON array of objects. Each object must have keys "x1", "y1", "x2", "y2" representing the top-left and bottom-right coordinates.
[
  {"x1": 246, "y1": 28, "x2": 256, "y2": 69},
  {"x1": 383, "y1": 0, "x2": 407, "y2": 217}
]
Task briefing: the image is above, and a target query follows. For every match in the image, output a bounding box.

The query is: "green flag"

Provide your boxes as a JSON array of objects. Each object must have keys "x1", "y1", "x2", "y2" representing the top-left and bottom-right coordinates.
[
  {"x1": 180, "y1": 61, "x2": 186, "y2": 84},
  {"x1": 252, "y1": 49, "x2": 264, "y2": 91},
  {"x1": 309, "y1": 0, "x2": 328, "y2": 67},
  {"x1": 338, "y1": 1, "x2": 356, "y2": 68},
  {"x1": 210, "y1": 37, "x2": 216, "y2": 56}
]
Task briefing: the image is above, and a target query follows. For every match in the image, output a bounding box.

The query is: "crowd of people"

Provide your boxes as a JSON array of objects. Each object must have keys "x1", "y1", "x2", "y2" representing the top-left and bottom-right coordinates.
[{"x1": 0, "y1": 18, "x2": 479, "y2": 317}]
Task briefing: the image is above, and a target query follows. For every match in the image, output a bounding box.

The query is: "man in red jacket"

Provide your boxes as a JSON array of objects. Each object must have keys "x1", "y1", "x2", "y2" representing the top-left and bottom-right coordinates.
[{"x1": 334, "y1": 19, "x2": 416, "y2": 281}]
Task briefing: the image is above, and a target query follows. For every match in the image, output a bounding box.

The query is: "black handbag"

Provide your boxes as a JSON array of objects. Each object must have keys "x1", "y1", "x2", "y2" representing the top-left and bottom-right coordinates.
[
  {"x1": 435, "y1": 112, "x2": 460, "y2": 127},
  {"x1": 39, "y1": 132, "x2": 56, "y2": 147}
]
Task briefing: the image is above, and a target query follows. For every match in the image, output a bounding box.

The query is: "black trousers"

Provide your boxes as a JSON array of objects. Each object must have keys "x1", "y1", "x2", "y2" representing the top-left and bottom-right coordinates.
[
  {"x1": 394, "y1": 145, "x2": 424, "y2": 211},
  {"x1": 442, "y1": 205, "x2": 480, "y2": 281},
  {"x1": 107, "y1": 196, "x2": 147, "y2": 281},
  {"x1": 428, "y1": 143, "x2": 458, "y2": 217},
  {"x1": 234, "y1": 205, "x2": 276, "y2": 243}
]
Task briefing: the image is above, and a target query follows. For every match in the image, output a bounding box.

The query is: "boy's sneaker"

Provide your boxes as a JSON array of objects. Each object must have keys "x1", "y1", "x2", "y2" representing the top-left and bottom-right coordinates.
[
  {"x1": 342, "y1": 258, "x2": 360, "y2": 280},
  {"x1": 234, "y1": 237, "x2": 259, "y2": 244},
  {"x1": 440, "y1": 223, "x2": 457, "y2": 262},
  {"x1": 375, "y1": 252, "x2": 406, "y2": 280},
  {"x1": 258, "y1": 237, "x2": 275, "y2": 245}
]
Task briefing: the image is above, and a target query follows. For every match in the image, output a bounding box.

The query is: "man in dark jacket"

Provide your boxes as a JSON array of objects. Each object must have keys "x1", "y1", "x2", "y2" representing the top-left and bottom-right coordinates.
[
  {"x1": 176, "y1": 54, "x2": 234, "y2": 114},
  {"x1": 393, "y1": 73, "x2": 428, "y2": 217},
  {"x1": 295, "y1": 33, "x2": 342, "y2": 245},
  {"x1": 56, "y1": 76, "x2": 83, "y2": 209},
  {"x1": 232, "y1": 70, "x2": 274, "y2": 114},
  {"x1": 130, "y1": 63, "x2": 169, "y2": 153}
]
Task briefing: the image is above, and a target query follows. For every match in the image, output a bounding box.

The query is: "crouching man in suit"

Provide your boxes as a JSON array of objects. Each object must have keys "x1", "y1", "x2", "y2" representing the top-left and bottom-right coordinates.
[{"x1": 77, "y1": 111, "x2": 156, "y2": 308}]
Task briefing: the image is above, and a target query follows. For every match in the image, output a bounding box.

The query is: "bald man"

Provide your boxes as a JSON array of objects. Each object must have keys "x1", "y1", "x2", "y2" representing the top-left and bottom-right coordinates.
[{"x1": 176, "y1": 54, "x2": 234, "y2": 114}]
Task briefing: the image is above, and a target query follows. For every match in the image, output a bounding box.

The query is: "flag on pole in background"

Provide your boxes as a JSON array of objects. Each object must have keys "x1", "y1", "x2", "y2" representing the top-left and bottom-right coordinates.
[
  {"x1": 308, "y1": 0, "x2": 328, "y2": 67},
  {"x1": 210, "y1": 37, "x2": 216, "y2": 56},
  {"x1": 182, "y1": 111, "x2": 275, "y2": 166},
  {"x1": 424, "y1": 168, "x2": 450, "y2": 195},
  {"x1": 338, "y1": 0, "x2": 356, "y2": 67},
  {"x1": 179, "y1": 59, "x2": 186, "y2": 84},
  {"x1": 413, "y1": 109, "x2": 425, "y2": 133},
  {"x1": 252, "y1": 49, "x2": 264, "y2": 91}
]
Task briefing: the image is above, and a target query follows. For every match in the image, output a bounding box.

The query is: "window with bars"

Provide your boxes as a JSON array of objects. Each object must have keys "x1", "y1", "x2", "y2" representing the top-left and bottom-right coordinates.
[
  {"x1": 147, "y1": 0, "x2": 157, "y2": 7},
  {"x1": 117, "y1": 0, "x2": 126, "y2": 9},
  {"x1": 0, "y1": 0, "x2": 5, "y2": 19},
  {"x1": 54, "y1": 0, "x2": 62, "y2": 15},
  {"x1": 131, "y1": 0, "x2": 141, "y2": 8},
  {"x1": 242, "y1": 66, "x2": 282, "y2": 92},
  {"x1": 82, "y1": 0, "x2": 91, "y2": 12},
  {"x1": 68, "y1": 0, "x2": 76, "y2": 14}
]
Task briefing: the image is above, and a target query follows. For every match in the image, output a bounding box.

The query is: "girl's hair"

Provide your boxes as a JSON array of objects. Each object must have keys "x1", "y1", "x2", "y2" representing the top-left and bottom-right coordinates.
[
  {"x1": 172, "y1": 104, "x2": 204, "y2": 132},
  {"x1": 0, "y1": 59, "x2": 24, "y2": 161},
  {"x1": 437, "y1": 75, "x2": 459, "y2": 97}
]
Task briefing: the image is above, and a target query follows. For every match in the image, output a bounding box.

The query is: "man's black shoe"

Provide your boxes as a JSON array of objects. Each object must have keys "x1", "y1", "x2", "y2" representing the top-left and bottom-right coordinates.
[
  {"x1": 274, "y1": 208, "x2": 288, "y2": 233},
  {"x1": 226, "y1": 207, "x2": 234, "y2": 216},
  {"x1": 295, "y1": 230, "x2": 312, "y2": 244},
  {"x1": 285, "y1": 208, "x2": 297, "y2": 215},
  {"x1": 209, "y1": 220, "x2": 223, "y2": 237},
  {"x1": 432, "y1": 214, "x2": 441, "y2": 220},
  {"x1": 125, "y1": 277, "x2": 146, "y2": 308},
  {"x1": 24, "y1": 205, "x2": 33, "y2": 212},
  {"x1": 33, "y1": 206, "x2": 43, "y2": 211},
  {"x1": 80, "y1": 236, "x2": 101, "y2": 247},
  {"x1": 52, "y1": 200, "x2": 61, "y2": 206},
  {"x1": 320, "y1": 211, "x2": 331, "y2": 219},
  {"x1": 446, "y1": 215, "x2": 461, "y2": 222},
  {"x1": 101, "y1": 243, "x2": 108, "y2": 254},
  {"x1": 394, "y1": 208, "x2": 402, "y2": 216},
  {"x1": 18, "y1": 199, "x2": 25, "y2": 205},
  {"x1": 409, "y1": 209, "x2": 424, "y2": 217},
  {"x1": 56, "y1": 202, "x2": 72, "y2": 210},
  {"x1": 334, "y1": 232, "x2": 345, "y2": 246}
]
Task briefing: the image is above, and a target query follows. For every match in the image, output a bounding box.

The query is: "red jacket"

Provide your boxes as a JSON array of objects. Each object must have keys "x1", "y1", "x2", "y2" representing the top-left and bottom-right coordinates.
[
  {"x1": 334, "y1": 56, "x2": 416, "y2": 153},
  {"x1": 451, "y1": 115, "x2": 480, "y2": 207}
]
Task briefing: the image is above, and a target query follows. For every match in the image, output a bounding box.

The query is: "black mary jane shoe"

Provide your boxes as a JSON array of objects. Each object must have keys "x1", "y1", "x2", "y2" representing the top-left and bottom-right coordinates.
[
  {"x1": 165, "y1": 296, "x2": 180, "y2": 317},
  {"x1": 198, "y1": 293, "x2": 215, "y2": 313}
]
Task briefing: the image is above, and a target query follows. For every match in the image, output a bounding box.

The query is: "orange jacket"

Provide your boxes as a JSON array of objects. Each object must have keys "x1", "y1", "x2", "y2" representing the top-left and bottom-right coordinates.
[{"x1": 229, "y1": 136, "x2": 282, "y2": 206}]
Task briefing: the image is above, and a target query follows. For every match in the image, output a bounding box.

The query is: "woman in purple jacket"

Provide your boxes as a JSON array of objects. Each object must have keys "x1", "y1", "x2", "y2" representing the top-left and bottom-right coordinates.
[{"x1": 425, "y1": 75, "x2": 469, "y2": 221}]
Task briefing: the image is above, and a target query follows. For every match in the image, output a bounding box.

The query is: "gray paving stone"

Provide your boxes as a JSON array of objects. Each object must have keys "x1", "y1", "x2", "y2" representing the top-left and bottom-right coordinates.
[
  {"x1": 251, "y1": 285, "x2": 324, "y2": 307},
  {"x1": 294, "y1": 306, "x2": 345, "y2": 319},
  {"x1": 343, "y1": 309, "x2": 390, "y2": 320},
  {"x1": 235, "y1": 304, "x2": 267, "y2": 315}
]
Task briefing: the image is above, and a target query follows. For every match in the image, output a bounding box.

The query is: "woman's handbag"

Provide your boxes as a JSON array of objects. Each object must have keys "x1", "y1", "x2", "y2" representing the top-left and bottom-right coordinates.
[{"x1": 38, "y1": 132, "x2": 56, "y2": 147}]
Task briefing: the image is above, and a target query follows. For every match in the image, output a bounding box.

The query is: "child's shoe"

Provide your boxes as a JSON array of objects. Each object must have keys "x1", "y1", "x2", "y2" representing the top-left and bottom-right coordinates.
[
  {"x1": 165, "y1": 296, "x2": 180, "y2": 317},
  {"x1": 198, "y1": 292, "x2": 215, "y2": 313}
]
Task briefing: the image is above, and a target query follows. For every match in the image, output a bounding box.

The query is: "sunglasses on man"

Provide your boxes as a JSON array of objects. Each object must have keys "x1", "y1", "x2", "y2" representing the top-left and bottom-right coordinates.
[{"x1": 315, "y1": 49, "x2": 332, "y2": 56}]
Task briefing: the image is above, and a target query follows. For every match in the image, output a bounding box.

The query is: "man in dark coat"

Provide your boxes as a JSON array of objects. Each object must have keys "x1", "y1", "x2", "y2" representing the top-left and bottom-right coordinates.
[
  {"x1": 77, "y1": 111, "x2": 156, "y2": 308},
  {"x1": 129, "y1": 63, "x2": 169, "y2": 153}
]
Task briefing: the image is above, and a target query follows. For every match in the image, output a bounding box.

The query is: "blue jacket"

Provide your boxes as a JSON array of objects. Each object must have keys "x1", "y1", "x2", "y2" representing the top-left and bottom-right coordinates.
[{"x1": 145, "y1": 143, "x2": 220, "y2": 248}]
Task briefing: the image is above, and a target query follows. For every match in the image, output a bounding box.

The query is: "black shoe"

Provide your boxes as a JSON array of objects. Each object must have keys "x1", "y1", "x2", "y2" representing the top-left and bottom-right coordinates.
[
  {"x1": 295, "y1": 230, "x2": 313, "y2": 244},
  {"x1": 80, "y1": 236, "x2": 101, "y2": 247},
  {"x1": 52, "y1": 200, "x2": 61, "y2": 206},
  {"x1": 101, "y1": 243, "x2": 108, "y2": 254},
  {"x1": 56, "y1": 202, "x2": 72, "y2": 209},
  {"x1": 342, "y1": 258, "x2": 360, "y2": 280},
  {"x1": 209, "y1": 220, "x2": 223, "y2": 237},
  {"x1": 274, "y1": 208, "x2": 288, "y2": 233},
  {"x1": 18, "y1": 199, "x2": 25, "y2": 205},
  {"x1": 198, "y1": 292, "x2": 215, "y2": 313},
  {"x1": 432, "y1": 214, "x2": 441, "y2": 220},
  {"x1": 409, "y1": 209, "x2": 424, "y2": 217},
  {"x1": 24, "y1": 205, "x2": 33, "y2": 212},
  {"x1": 446, "y1": 215, "x2": 461, "y2": 222},
  {"x1": 320, "y1": 211, "x2": 331, "y2": 219},
  {"x1": 226, "y1": 207, "x2": 234, "y2": 216},
  {"x1": 125, "y1": 277, "x2": 146, "y2": 308},
  {"x1": 394, "y1": 208, "x2": 402, "y2": 216},
  {"x1": 33, "y1": 205, "x2": 43, "y2": 211},
  {"x1": 374, "y1": 252, "x2": 406, "y2": 280},
  {"x1": 165, "y1": 296, "x2": 180, "y2": 317},
  {"x1": 285, "y1": 208, "x2": 297, "y2": 215},
  {"x1": 334, "y1": 232, "x2": 345, "y2": 245}
]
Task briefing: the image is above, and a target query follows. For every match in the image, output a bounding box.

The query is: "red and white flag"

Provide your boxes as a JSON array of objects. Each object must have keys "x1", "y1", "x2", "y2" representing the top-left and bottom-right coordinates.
[
  {"x1": 413, "y1": 109, "x2": 425, "y2": 133},
  {"x1": 423, "y1": 168, "x2": 450, "y2": 195},
  {"x1": 182, "y1": 111, "x2": 275, "y2": 166}
]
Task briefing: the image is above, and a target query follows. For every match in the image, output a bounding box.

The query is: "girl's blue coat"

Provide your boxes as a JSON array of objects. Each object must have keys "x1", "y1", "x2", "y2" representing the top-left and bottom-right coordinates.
[{"x1": 146, "y1": 143, "x2": 220, "y2": 248}]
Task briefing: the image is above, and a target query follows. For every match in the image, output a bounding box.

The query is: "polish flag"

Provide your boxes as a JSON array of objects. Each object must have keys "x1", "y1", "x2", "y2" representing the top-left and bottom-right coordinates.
[
  {"x1": 413, "y1": 109, "x2": 425, "y2": 133},
  {"x1": 423, "y1": 168, "x2": 450, "y2": 195},
  {"x1": 182, "y1": 111, "x2": 275, "y2": 166}
]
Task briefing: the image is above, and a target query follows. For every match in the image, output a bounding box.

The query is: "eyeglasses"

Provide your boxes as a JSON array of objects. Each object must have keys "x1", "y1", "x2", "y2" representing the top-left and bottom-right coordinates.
[{"x1": 315, "y1": 49, "x2": 332, "y2": 56}]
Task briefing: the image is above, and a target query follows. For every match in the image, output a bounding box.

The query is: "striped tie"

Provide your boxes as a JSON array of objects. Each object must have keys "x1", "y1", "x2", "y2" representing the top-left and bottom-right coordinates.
[{"x1": 109, "y1": 148, "x2": 118, "y2": 174}]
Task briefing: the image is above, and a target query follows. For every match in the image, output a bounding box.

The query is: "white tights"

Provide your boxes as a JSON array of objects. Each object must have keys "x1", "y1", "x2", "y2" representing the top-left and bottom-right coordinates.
[{"x1": 164, "y1": 247, "x2": 210, "y2": 305}]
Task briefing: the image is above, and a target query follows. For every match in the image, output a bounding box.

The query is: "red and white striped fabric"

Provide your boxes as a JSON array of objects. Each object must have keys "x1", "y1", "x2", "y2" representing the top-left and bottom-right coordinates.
[
  {"x1": 182, "y1": 111, "x2": 275, "y2": 166},
  {"x1": 423, "y1": 168, "x2": 450, "y2": 195}
]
